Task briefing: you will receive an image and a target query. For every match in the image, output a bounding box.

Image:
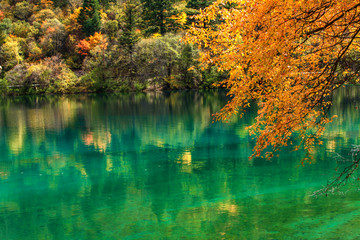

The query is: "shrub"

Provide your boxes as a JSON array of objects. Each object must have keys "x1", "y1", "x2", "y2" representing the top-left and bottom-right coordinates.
[
  {"x1": 10, "y1": 20, "x2": 38, "y2": 38},
  {"x1": 42, "y1": 56, "x2": 79, "y2": 93},
  {"x1": 133, "y1": 33, "x2": 203, "y2": 89},
  {"x1": 28, "y1": 41, "x2": 42, "y2": 60},
  {"x1": 134, "y1": 34, "x2": 181, "y2": 87},
  {"x1": 102, "y1": 19, "x2": 118, "y2": 40},
  {"x1": 4, "y1": 56, "x2": 78, "y2": 94},
  {"x1": 4, "y1": 63, "x2": 28, "y2": 87},
  {"x1": 0, "y1": 18, "x2": 12, "y2": 45},
  {"x1": 26, "y1": 63, "x2": 51, "y2": 87},
  {"x1": 13, "y1": 1, "x2": 33, "y2": 20},
  {"x1": 30, "y1": 9, "x2": 56, "y2": 23},
  {"x1": 0, "y1": 35, "x2": 23, "y2": 70},
  {"x1": 39, "y1": 19, "x2": 67, "y2": 56},
  {"x1": 0, "y1": 78, "x2": 8, "y2": 94}
]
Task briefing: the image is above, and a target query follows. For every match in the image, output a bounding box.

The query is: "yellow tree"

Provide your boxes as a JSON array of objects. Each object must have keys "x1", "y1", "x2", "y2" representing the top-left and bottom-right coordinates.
[{"x1": 185, "y1": 0, "x2": 360, "y2": 161}]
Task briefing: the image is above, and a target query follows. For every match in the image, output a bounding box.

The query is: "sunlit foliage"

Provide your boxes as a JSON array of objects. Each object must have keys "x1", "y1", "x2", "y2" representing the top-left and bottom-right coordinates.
[
  {"x1": 0, "y1": 35, "x2": 23, "y2": 70},
  {"x1": 0, "y1": 0, "x2": 219, "y2": 93},
  {"x1": 185, "y1": 0, "x2": 360, "y2": 159},
  {"x1": 13, "y1": 1, "x2": 33, "y2": 20},
  {"x1": 4, "y1": 56, "x2": 78, "y2": 93},
  {"x1": 77, "y1": 32, "x2": 107, "y2": 56},
  {"x1": 31, "y1": 8, "x2": 57, "y2": 23}
]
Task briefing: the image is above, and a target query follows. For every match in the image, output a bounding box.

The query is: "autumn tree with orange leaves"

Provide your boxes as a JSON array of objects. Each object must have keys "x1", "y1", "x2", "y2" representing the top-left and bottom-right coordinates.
[
  {"x1": 185, "y1": 0, "x2": 360, "y2": 161},
  {"x1": 77, "y1": 32, "x2": 108, "y2": 56}
]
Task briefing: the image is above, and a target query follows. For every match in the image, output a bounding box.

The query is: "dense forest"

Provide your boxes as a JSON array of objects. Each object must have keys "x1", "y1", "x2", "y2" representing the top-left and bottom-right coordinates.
[{"x1": 0, "y1": 0, "x2": 224, "y2": 95}]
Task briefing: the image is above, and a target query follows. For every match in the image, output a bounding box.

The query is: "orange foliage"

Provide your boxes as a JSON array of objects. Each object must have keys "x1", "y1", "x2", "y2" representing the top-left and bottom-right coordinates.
[
  {"x1": 46, "y1": 26, "x2": 56, "y2": 34},
  {"x1": 185, "y1": 0, "x2": 360, "y2": 160},
  {"x1": 40, "y1": 0, "x2": 54, "y2": 9},
  {"x1": 65, "y1": 7, "x2": 82, "y2": 34},
  {"x1": 88, "y1": 32, "x2": 107, "y2": 49},
  {"x1": 77, "y1": 39, "x2": 91, "y2": 55},
  {"x1": 76, "y1": 32, "x2": 108, "y2": 56},
  {"x1": 0, "y1": 10, "x2": 4, "y2": 21}
]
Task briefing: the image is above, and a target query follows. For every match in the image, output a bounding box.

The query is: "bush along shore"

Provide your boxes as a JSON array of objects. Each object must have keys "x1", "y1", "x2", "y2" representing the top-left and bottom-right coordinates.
[{"x1": 0, "y1": 0, "x2": 226, "y2": 95}]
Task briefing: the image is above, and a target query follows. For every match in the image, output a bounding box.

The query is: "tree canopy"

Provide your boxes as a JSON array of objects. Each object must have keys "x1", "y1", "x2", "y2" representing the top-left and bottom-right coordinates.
[
  {"x1": 185, "y1": 0, "x2": 360, "y2": 160},
  {"x1": 141, "y1": 0, "x2": 174, "y2": 35},
  {"x1": 78, "y1": 0, "x2": 101, "y2": 36},
  {"x1": 1, "y1": 0, "x2": 219, "y2": 94}
]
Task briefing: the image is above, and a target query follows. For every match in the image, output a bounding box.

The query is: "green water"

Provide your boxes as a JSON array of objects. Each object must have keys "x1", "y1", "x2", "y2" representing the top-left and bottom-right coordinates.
[{"x1": 0, "y1": 88, "x2": 360, "y2": 239}]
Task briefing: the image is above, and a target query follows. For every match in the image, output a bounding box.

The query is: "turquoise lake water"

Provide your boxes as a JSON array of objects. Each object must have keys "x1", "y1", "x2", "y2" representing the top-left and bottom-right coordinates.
[{"x1": 0, "y1": 88, "x2": 360, "y2": 239}]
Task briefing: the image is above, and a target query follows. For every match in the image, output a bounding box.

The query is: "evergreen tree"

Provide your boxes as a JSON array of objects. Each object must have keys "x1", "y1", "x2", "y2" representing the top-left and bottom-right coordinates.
[
  {"x1": 119, "y1": 0, "x2": 141, "y2": 56},
  {"x1": 140, "y1": 0, "x2": 174, "y2": 35},
  {"x1": 118, "y1": 0, "x2": 142, "y2": 88},
  {"x1": 78, "y1": 0, "x2": 101, "y2": 37}
]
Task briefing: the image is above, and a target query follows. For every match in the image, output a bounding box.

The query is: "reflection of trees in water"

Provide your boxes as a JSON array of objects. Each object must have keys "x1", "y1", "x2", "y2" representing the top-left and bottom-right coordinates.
[
  {"x1": 0, "y1": 91, "x2": 227, "y2": 155},
  {"x1": 327, "y1": 87, "x2": 360, "y2": 132},
  {"x1": 0, "y1": 90, "x2": 242, "y2": 238},
  {"x1": 319, "y1": 86, "x2": 360, "y2": 158},
  {"x1": 0, "y1": 89, "x2": 356, "y2": 239}
]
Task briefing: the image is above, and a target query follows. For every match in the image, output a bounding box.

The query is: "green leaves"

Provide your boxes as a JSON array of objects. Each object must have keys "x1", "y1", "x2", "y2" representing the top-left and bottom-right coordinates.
[{"x1": 78, "y1": 0, "x2": 101, "y2": 37}]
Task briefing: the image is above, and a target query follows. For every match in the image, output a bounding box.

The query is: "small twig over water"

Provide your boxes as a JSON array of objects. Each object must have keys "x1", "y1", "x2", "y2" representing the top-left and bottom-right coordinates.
[{"x1": 313, "y1": 145, "x2": 360, "y2": 197}]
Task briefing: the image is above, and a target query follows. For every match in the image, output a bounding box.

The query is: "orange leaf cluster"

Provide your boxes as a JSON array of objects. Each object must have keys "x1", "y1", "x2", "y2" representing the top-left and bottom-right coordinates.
[
  {"x1": 65, "y1": 7, "x2": 82, "y2": 34},
  {"x1": 40, "y1": 0, "x2": 54, "y2": 9},
  {"x1": 185, "y1": 0, "x2": 360, "y2": 160},
  {"x1": 0, "y1": 10, "x2": 4, "y2": 21},
  {"x1": 77, "y1": 32, "x2": 108, "y2": 56},
  {"x1": 77, "y1": 39, "x2": 91, "y2": 55},
  {"x1": 46, "y1": 26, "x2": 56, "y2": 34}
]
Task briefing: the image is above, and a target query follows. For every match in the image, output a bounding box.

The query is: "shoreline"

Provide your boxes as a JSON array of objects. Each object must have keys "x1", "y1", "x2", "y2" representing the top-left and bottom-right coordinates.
[{"x1": 0, "y1": 85, "x2": 222, "y2": 97}]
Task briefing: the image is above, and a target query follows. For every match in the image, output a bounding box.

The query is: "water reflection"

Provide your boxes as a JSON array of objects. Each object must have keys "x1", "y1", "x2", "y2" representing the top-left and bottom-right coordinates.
[{"x1": 0, "y1": 88, "x2": 359, "y2": 239}]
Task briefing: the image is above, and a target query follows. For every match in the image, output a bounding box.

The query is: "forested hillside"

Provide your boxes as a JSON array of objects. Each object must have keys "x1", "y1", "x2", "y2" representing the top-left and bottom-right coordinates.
[{"x1": 0, "y1": 0, "x2": 224, "y2": 94}]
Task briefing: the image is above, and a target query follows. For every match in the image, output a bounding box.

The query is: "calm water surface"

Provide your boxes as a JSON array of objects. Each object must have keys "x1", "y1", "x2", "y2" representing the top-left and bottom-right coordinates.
[{"x1": 0, "y1": 88, "x2": 360, "y2": 239}]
